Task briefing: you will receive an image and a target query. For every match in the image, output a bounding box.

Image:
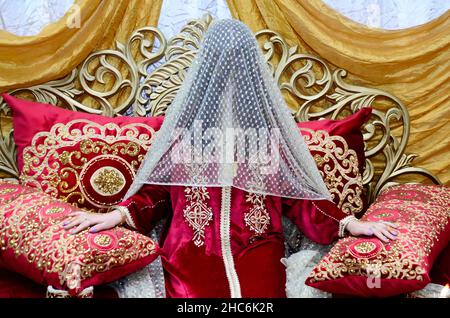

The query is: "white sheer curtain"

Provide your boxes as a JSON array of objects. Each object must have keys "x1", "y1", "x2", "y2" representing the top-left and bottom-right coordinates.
[
  {"x1": 323, "y1": 0, "x2": 450, "y2": 29},
  {"x1": 1, "y1": 0, "x2": 448, "y2": 36},
  {"x1": 157, "y1": 0, "x2": 231, "y2": 39},
  {"x1": 0, "y1": 0, "x2": 74, "y2": 36}
]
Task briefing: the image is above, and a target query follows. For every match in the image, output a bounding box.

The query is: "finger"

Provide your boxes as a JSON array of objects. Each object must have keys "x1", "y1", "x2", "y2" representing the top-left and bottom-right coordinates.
[
  {"x1": 89, "y1": 222, "x2": 112, "y2": 233},
  {"x1": 375, "y1": 222, "x2": 387, "y2": 228},
  {"x1": 378, "y1": 223, "x2": 398, "y2": 236},
  {"x1": 386, "y1": 226, "x2": 398, "y2": 237},
  {"x1": 374, "y1": 230, "x2": 389, "y2": 243},
  {"x1": 70, "y1": 221, "x2": 91, "y2": 234},
  {"x1": 383, "y1": 223, "x2": 399, "y2": 235},
  {"x1": 374, "y1": 223, "x2": 389, "y2": 233},
  {"x1": 382, "y1": 221, "x2": 398, "y2": 229},
  {"x1": 381, "y1": 229, "x2": 397, "y2": 241},
  {"x1": 66, "y1": 211, "x2": 86, "y2": 218},
  {"x1": 62, "y1": 212, "x2": 85, "y2": 224},
  {"x1": 63, "y1": 217, "x2": 84, "y2": 230}
]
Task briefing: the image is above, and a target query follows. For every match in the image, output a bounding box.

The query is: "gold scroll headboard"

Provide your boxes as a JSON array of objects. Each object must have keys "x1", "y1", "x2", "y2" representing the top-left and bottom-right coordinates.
[{"x1": 0, "y1": 14, "x2": 441, "y2": 204}]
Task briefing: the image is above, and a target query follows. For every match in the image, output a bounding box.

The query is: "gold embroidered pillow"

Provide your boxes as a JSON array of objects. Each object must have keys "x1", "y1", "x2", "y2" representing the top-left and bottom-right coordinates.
[
  {"x1": 0, "y1": 181, "x2": 160, "y2": 295},
  {"x1": 297, "y1": 108, "x2": 371, "y2": 215},
  {"x1": 305, "y1": 184, "x2": 450, "y2": 297},
  {"x1": 4, "y1": 94, "x2": 164, "y2": 212}
]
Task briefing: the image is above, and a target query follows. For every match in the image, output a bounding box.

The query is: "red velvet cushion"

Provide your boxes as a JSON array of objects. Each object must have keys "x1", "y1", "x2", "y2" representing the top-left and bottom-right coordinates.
[
  {"x1": 306, "y1": 184, "x2": 450, "y2": 297},
  {"x1": 2, "y1": 94, "x2": 164, "y2": 212},
  {"x1": 298, "y1": 108, "x2": 371, "y2": 216},
  {"x1": 0, "y1": 268, "x2": 46, "y2": 298},
  {"x1": 0, "y1": 268, "x2": 118, "y2": 298},
  {"x1": 0, "y1": 181, "x2": 159, "y2": 295},
  {"x1": 430, "y1": 244, "x2": 450, "y2": 287}
]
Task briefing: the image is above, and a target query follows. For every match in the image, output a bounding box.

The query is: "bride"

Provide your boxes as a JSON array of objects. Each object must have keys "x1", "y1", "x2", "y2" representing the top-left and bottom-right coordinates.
[{"x1": 63, "y1": 19, "x2": 397, "y2": 298}]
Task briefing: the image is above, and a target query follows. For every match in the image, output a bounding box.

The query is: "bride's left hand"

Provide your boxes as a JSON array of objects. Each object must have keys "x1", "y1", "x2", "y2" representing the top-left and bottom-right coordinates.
[{"x1": 346, "y1": 219, "x2": 398, "y2": 243}]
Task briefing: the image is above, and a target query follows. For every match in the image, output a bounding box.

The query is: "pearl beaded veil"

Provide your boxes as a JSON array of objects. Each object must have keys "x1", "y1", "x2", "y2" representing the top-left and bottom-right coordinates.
[{"x1": 125, "y1": 19, "x2": 330, "y2": 200}]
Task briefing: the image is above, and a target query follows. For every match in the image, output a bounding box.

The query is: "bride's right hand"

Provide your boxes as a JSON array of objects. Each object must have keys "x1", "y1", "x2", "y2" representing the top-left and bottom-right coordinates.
[{"x1": 62, "y1": 209, "x2": 124, "y2": 234}]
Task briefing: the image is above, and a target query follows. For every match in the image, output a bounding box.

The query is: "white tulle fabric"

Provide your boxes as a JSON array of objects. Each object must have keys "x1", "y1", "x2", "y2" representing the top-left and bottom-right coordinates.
[
  {"x1": 282, "y1": 234, "x2": 332, "y2": 298},
  {"x1": 108, "y1": 257, "x2": 165, "y2": 298},
  {"x1": 109, "y1": 223, "x2": 166, "y2": 298},
  {"x1": 126, "y1": 19, "x2": 330, "y2": 200}
]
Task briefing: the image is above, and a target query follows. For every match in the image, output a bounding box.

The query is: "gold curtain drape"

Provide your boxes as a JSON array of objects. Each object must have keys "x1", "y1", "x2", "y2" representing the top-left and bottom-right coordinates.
[
  {"x1": 0, "y1": 0, "x2": 163, "y2": 92},
  {"x1": 227, "y1": 0, "x2": 450, "y2": 185}
]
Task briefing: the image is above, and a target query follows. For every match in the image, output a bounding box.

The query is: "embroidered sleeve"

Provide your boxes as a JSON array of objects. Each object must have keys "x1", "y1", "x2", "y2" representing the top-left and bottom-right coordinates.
[
  {"x1": 115, "y1": 205, "x2": 137, "y2": 229},
  {"x1": 282, "y1": 199, "x2": 349, "y2": 245},
  {"x1": 116, "y1": 184, "x2": 170, "y2": 234}
]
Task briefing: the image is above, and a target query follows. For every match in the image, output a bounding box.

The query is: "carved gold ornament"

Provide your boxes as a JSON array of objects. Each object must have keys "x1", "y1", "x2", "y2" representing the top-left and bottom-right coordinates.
[{"x1": 0, "y1": 13, "x2": 440, "y2": 206}]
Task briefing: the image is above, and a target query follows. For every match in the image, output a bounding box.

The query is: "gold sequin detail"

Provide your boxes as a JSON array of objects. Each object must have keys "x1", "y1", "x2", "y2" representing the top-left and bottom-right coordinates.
[
  {"x1": 301, "y1": 128, "x2": 364, "y2": 215},
  {"x1": 353, "y1": 241, "x2": 377, "y2": 254},
  {"x1": 0, "y1": 187, "x2": 17, "y2": 195},
  {"x1": 45, "y1": 206, "x2": 65, "y2": 215},
  {"x1": 374, "y1": 212, "x2": 391, "y2": 218},
  {"x1": 93, "y1": 234, "x2": 112, "y2": 247},
  {"x1": 92, "y1": 168, "x2": 125, "y2": 195}
]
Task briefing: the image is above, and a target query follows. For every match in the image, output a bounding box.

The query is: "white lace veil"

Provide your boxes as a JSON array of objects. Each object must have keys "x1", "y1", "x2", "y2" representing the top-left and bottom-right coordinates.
[{"x1": 125, "y1": 19, "x2": 330, "y2": 200}]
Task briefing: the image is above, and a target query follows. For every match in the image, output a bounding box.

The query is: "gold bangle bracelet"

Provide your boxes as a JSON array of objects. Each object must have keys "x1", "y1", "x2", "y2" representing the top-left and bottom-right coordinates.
[{"x1": 339, "y1": 215, "x2": 357, "y2": 237}]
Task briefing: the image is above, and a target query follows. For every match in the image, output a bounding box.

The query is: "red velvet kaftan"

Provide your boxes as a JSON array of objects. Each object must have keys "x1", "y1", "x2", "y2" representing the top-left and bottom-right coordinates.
[{"x1": 119, "y1": 184, "x2": 347, "y2": 298}]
